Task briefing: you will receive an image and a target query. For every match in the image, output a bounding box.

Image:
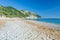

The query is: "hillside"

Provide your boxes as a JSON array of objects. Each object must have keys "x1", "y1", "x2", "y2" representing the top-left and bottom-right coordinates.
[{"x1": 0, "y1": 5, "x2": 41, "y2": 19}]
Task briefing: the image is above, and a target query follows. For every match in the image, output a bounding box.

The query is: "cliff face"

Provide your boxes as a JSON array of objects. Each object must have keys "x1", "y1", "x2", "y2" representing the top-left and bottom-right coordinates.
[
  {"x1": 0, "y1": 5, "x2": 41, "y2": 19},
  {"x1": 0, "y1": 18, "x2": 60, "y2": 40}
]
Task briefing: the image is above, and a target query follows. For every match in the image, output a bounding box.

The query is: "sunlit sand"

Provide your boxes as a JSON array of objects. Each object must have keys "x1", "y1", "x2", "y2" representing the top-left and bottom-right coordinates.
[{"x1": 0, "y1": 18, "x2": 60, "y2": 40}]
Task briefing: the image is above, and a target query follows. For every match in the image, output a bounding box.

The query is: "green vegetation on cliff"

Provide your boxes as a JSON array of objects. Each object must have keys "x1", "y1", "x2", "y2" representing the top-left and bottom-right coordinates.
[{"x1": 0, "y1": 5, "x2": 41, "y2": 18}]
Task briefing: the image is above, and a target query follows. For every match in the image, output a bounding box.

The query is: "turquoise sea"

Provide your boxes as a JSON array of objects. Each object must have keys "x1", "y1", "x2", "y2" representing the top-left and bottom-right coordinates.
[{"x1": 35, "y1": 18, "x2": 60, "y2": 25}]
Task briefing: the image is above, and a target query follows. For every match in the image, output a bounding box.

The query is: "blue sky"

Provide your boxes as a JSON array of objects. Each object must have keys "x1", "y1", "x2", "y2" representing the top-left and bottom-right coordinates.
[{"x1": 0, "y1": 0, "x2": 60, "y2": 18}]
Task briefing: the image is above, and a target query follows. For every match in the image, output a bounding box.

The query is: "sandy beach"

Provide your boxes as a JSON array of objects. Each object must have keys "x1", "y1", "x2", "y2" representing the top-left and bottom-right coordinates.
[
  {"x1": 25, "y1": 20, "x2": 60, "y2": 30},
  {"x1": 0, "y1": 18, "x2": 60, "y2": 40}
]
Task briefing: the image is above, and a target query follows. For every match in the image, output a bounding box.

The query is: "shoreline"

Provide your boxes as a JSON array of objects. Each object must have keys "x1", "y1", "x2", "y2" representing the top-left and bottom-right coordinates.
[
  {"x1": 0, "y1": 18, "x2": 60, "y2": 40},
  {"x1": 0, "y1": 18, "x2": 60, "y2": 30},
  {"x1": 38, "y1": 21, "x2": 60, "y2": 26},
  {"x1": 25, "y1": 18, "x2": 60, "y2": 25},
  {"x1": 24, "y1": 19, "x2": 60, "y2": 30}
]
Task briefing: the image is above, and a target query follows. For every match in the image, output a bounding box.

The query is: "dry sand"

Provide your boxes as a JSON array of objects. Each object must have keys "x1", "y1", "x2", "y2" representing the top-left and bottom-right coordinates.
[{"x1": 0, "y1": 18, "x2": 60, "y2": 40}]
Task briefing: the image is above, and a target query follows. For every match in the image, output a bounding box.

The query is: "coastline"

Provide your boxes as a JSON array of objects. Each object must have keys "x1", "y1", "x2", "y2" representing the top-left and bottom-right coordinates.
[
  {"x1": 0, "y1": 18, "x2": 60, "y2": 40},
  {"x1": 24, "y1": 19, "x2": 60, "y2": 30},
  {"x1": 24, "y1": 19, "x2": 60, "y2": 40}
]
